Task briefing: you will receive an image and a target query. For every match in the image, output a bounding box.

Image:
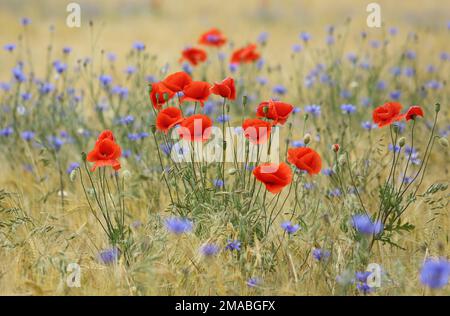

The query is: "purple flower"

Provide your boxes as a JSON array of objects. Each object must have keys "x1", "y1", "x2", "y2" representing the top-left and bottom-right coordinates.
[
  {"x1": 420, "y1": 258, "x2": 450, "y2": 289},
  {"x1": 312, "y1": 248, "x2": 330, "y2": 261},
  {"x1": 247, "y1": 277, "x2": 260, "y2": 288},
  {"x1": 351, "y1": 214, "x2": 383, "y2": 235},
  {"x1": 292, "y1": 44, "x2": 302, "y2": 53},
  {"x1": 4, "y1": 43, "x2": 16, "y2": 52},
  {"x1": 201, "y1": 243, "x2": 220, "y2": 257},
  {"x1": 281, "y1": 221, "x2": 300, "y2": 234},
  {"x1": 257, "y1": 32, "x2": 269, "y2": 44},
  {"x1": 21, "y1": 130, "x2": 35, "y2": 141},
  {"x1": 0, "y1": 126, "x2": 14, "y2": 137},
  {"x1": 390, "y1": 90, "x2": 401, "y2": 100},
  {"x1": 98, "y1": 247, "x2": 119, "y2": 265},
  {"x1": 66, "y1": 162, "x2": 80, "y2": 174},
  {"x1": 341, "y1": 104, "x2": 356, "y2": 114},
  {"x1": 225, "y1": 240, "x2": 241, "y2": 251},
  {"x1": 305, "y1": 104, "x2": 321, "y2": 117},
  {"x1": 356, "y1": 282, "x2": 373, "y2": 294},
  {"x1": 165, "y1": 217, "x2": 193, "y2": 235},
  {"x1": 39, "y1": 82, "x2": 54, "y2": 94},
  {"x1": 291, "y1": 140, "x2": 305, "y2": 148},
  {"x1": 53, "y1": 60, "x2": 67, "y2": 74},
  {"x1": 272, "y1": 84, "x2": 287, "y2": 95},
  {"x1": 21, "y1": 17, "x2": 31, "y2": 26},
  {"x1": 300, "y1": 32, "x2": 311, "y2": 42},
  {"x1": 361, "y1": 121, "x2": 377, "y2": 131},
  {"x1": 213, "y1": 179, "x2": 224, "y2": 188},
  {"x1": 99, "y1": 74, "x2": 112, "y2": 87},
  {"x1": 133, "y1": 41, "x2": 145, "y2": 51},
  {"x1": 216, "y1": 114, "x2": 229, "y2": 123},
  {"x1": 12, "y1": 66, "x2": 26, "y2": 82},
  {"x1": 63, "y1": 46, "x2": 72, "y2": 54}
]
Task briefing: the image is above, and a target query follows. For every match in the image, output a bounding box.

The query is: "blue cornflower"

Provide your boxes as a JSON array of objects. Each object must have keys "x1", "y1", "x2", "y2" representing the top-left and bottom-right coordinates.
[
  {"x1": 183, "y1": 62, "x2": 193, "y2": 75},
  {"x1": 213, "y1": 179, "x2": 224, "y2": 188},
  {"x1": 440, "y1": 52, "x2": 449, "y2": 61},
  {"x1": 300, "y1": 32, "x2": 311, "y2": 42},
  {"x1": 98, "y1": 247, "x2": 119, "y2": 265},
  {"x1": 347, "y1": 52, "x2": 357, "y2": 64},
  {"x1": 305, "y1": 104, "x2": 321, "y2": 117},
  {"x1": 53, "y1": 60, "x2": 67, "y2": 74},
  {"x1": 322, "y1": 168, "x2": 334, "y2": 176},
  {"x1": 66, "y1": 162, "x2": 80, "y2": 174},
  {"x1": 328, "y1": 188, "x2": 341, "y2": 197},
  {"x1": 291, "y1": 140, "x2": 305, "y2": 148},
  {"x1": 247, "y1": 277, "x2": 260, "y2": 288},
  {"x1": 351, "y1": 214, "x2": 383, "y2": 235},
  {"x1": 292, "y1": 44, "x2": 302, "y2": 53},
  {"x1": 99, "y1": 74, "x2": 112, "y2": 87},
  {"x1": 312, "y1": 248, "x2": 331, "y2": 261},
  {"x1": 160, "y1": 143, "x2": 173, "y2": 156},
  {"x1": 4, "y1": 43, "x2": 16, "y2": 52},
  {"x1": 21, "y1": 17, "x2": 31, "y2": 26},
  {"x1": 21, "y1": 130, "x2": 35, "y2": 141},
  {"x1": 48, "y1": 136, "x2": 64, "y2": 151},
  {"x1": 216, "y1": 114, "x2": 229, "y2": 123},
  {"x1": 389, "y1": 27, "x2": 398, "y2": 36},
  {"x1": 165, "y1": 217, "x2": 193, "y2": 235},
  {"x1": 127, "y1": 133, "x2": 140, "y2": 141},
  {"x1": 118, "y1": 115, "x2": 134, "y2": 125},
  {"x1": 125, "y1": 66, "x2": 137, "y2": 75},
  {"x1": 388, "y1": 144, "x2": 401, "y2": 153},
  {"x1": 281, "y1": 221, "x2": 300, "y2": 234},
  {"x1": 356, "y1": 282, "x2": 373, "y2": 294},
  {"x1": 361, "y1": 121, "x2": 377, "y2": 131},
  {"x1": 420, "y1": 258, "x2": 450, "y2": 289},
  {"x1": 254, "y1": 76, "x2": 267, "y2": 86},
  {"x1": 0, "y1": 126, "x2": 14, "y2": 137},
  {"x1": 427, "y1": 64, "x2": 436, "y2": 73},
  {"x1": 370, "y1": 40, "x2": 380, "y2": 49},
  {"x1": 225, "y1": 240, "x2": 241, "y2": 251},
  {"x1": 107, "y1": 52, "x2": 117, "y2": 62},
  {"x1": 256, "y1": 58, "x2": 265, "y2": 70},
  {"x1": 257, "y1": 31, "x2": 269, "y2": 44},
  {"x1": 426, "y1": 80, "x2": 443, "y2": 90},
  {"x1": 203, "y1": 101, "x2": 215, "y2": 115},
  {"x1": 272, "y1": 84, "x2": 287, "y2": 95},
  {"x1": 390, "y1": 90, "x2": 401, "y2": 100},
  {"x1": 355, "y1": 271, "x2": 372, "y2": 283},
  {"x1": 405, "y1": 50, "x2": 416, "y2": 60},
  {"x1": 200, "y1": 243, "x2": 220, "y2": 257},
  {"x1": 390, "y1": 66, "x2": 401, "y2": 76},
  {"x1": 304, "y1": 183, "x2": 314, "y2": 190},
  {"x1": 376, "y1": 80, "x2": 386, "y2": 90},
  {"x1": 62, "y1": 46, "x2": 72, "y2": 54},
  {"x1": 21, "y1": 92, "x2": 32, "y2": 101},
  {"x1": 12, "y1": 65, "x2": 26, "y2": 82},
  {"x1": 341, "y1": 104, "x2": 356, "y2": 114},
  {"x1": 39, "y1": 82, "x2": 54, "y2": 94},
  {"x1": 326, "y1": 35, "x2": 335, "y2": 45},
  {"x1": 0, "y1": 82, "x2": 11, "y2": 91},
  {"x1": 404, "y1": 67, "x2": 415, "y2": 77},
  {"x1": 133, "y1": 41, "x2": 145, "y2": 51}
]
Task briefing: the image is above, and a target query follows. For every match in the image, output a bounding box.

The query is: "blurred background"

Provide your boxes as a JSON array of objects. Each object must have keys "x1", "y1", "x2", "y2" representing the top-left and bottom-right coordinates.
[{"x1": 0, "y1": 0, "x2": 449, "y2": 77}]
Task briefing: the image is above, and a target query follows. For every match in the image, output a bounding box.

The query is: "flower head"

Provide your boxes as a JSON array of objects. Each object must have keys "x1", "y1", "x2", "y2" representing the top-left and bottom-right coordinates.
[
  {"x1": 165, "y1": 217, "x2": 193, "y2": 235},
  {"x1": 281, "y1": 221, "x2": 300, "y2": 234},
  {"x1": 420, "y1": 258, "x2": 450, "y2": 289},
  {"x1": 351, "y1": 214, "x2": 383, "y2": 235}
]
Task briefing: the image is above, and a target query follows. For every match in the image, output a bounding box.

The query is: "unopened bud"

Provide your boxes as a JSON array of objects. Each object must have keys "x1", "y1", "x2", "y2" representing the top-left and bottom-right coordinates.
[
  {"x1": 122, "y1": 170, "x2": 131, "y2": 179},
  {"x1": 228, "y1": 168, "x2": 238, "y2": 175},
  {"x1": 69, "y1": 169, "x2": 77, "y2": 182},
  {"x1": 150, "y1": 125, "x2": 156, "y2": 134},
  {"x1": 398, "y1": 137, "x2": 406, "y2": 147},
  {"x1": 392, "y1": 124, "x2": 400, "y2": 134},
  {"x1": 303, "y1": 133, "x2": 311, "y2": 145},
  {"x1": 242, "y1": 95, "x2": 248, "y2": 107},
  {"x1": 435, "y1": 103, "x2": 440, "y2": 113},
  {"x1": 439, "y1": 137, "x2": 448, "y2": 148},
  {"x1": 163, "y1": 92, "x2": 169, "y2": 102},
  {"x1": 332, "y1": 143, "x2": 340, "y2": 153},
  {"x1": 81, "y1": 152, "x2": 87, "y2": 162},
  {"x1": 263, "y1": 106, "x2": 269, "y2": 114}
]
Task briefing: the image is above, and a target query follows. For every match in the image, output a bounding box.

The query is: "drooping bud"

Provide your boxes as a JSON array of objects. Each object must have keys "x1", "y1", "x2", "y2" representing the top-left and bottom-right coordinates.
[
  {"x1": 398, "y1": 137, "x2": 406, "y2": 147},
  {"x1": 81, "y1": 152, "x2": 87, "y2": 162},
  {"x1": 439, "y1": 137, "x2": 449, "y2": 148},
  {"x1": 242, "y1": 95, "x2": 248, "y2": 108},
  {"x1": 303, "y1": 133, "x2": 311, "y2": 145},
  {"x1": 150, "y1": 124, "x2": 156, "y2": 134}
]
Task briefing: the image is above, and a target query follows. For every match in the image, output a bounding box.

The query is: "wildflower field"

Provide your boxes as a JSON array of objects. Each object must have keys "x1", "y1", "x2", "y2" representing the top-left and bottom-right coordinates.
[{"x1": 0, "y1": 0, "x2": 449, "y2": 296}]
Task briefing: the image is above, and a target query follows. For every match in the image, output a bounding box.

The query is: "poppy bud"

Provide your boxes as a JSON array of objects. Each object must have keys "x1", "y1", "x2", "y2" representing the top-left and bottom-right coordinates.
[
  {"x1": 392, "y1": 124, "x2": 400, "y2": 134},
  {"x1": 148, "y1": 84, "x2": 153, "y2": 93},
  {"x1": 122, "y1": 169, "x2": 131, "y2": 179},
  {"x1": 242, "y1": 95, "x2": 248, "y2": 107},
  {"x1": 398, "y1": 137, "x2": 406, "y2": 147},
  {"x1": 304, "y1": 113, "x2": 309, "y2": 121},
  {"x1": 69, "y1": 169, "x2": 77, "y2": 182},
  {"x1": 81, "y1": 152, "x2": 87, "y2": 162},
  {"x1": 150, "y1": 125, "x2": 156, "y2": 134},
  {"x1": 435, "y1": 103, "x2": 440, "y2": 113},
  {"x1": 439, "y1": 137, "x2": 449, "y2": 148},
  {"x1": 332, "y1": 143, "x2": 340, "y2": 152},
  {"x1": 303, "y1": 133, "x2": 311, "y2": 145},
  {"x1": 163, "y1": 92, "x2": 170, "y2": 102},
  {"x1": 338, "y1": 154, "x2": 347, "y2": 166},
  {"x1": 263, "y1": 106, "x2": 269, "y2": 114}
]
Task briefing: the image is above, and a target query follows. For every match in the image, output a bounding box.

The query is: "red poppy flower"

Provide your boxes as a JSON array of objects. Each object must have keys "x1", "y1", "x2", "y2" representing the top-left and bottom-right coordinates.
[
  {"x1": 178, "y1": 114, "x2": 213, "y2": 142},
  {"x1": 162, "y1": 72, "x2": 192, "y2": 93},
  {"x1": 180, "y1": 47, "x2": 207, "y2": 66},
  {"x1": 253, "y1": 162, "x2": 293, "y2": 194},
  {"x1": 372, "y1": 102, "x2": 405, "y2": 127},
  {"x1": 211, "y1": 77, "x2": 236, "y2": 100},
  {"x1": 287, "y1": 147, "x2": 322, "y2": 175},
  {"x1": 198, "y1": 28, "x2": 227, "y2": 47},
  {"x1": 96, "y1": 130, "x2": 115, "y2": 144},
  {"x1": 242, "y1": 118, "x2": 272, "y2": 144},
  {"x1": 256, "y1": 100, "x2": 294, "y2": 125},
  {"x1": 405, "y1": 105, "x2": 424, "y2": 121},
  {"x1": 87, "y1": 131, "x2": 121, "y2": 172},
  {"x1": 230, "y1": 44, "x2": 260, "y2": 64},
  {"x1": 156, "y1": 107, "x2": 184, "y2": 133},
  {"x1": 181, "y1": 81, "x2": 212, "y2": 106},
  {"x1": 150, "y1": 82, "x2": 174, "y2": 110}
]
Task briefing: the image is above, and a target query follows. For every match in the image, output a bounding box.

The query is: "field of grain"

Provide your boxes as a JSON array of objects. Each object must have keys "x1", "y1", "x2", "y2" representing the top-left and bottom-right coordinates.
[{"x1": 0, "y1": 0, "x2": 449, "y2": 296}]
